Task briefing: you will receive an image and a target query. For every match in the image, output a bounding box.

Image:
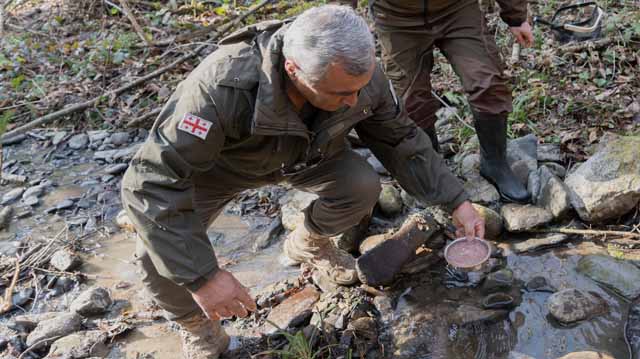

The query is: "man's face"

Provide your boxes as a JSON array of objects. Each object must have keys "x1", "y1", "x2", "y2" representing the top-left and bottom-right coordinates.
[{"x1": 289, "y1": 60, "x2": 375, "y2": 112}]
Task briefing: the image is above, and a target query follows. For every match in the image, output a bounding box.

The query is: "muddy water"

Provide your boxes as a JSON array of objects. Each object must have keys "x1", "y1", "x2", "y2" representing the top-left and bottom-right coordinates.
[{"x1": 385, "y1": 241, "x2": 629, "y2": 359}]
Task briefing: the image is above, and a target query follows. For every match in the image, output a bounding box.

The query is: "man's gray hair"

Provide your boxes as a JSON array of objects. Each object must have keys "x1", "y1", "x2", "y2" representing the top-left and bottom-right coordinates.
[{"x1": 282, "y1": 5, "x2": 375, "y2": 84}]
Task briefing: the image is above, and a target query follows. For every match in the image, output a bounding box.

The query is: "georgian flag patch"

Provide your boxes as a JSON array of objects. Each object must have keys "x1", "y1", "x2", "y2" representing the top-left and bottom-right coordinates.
[{"x1": 177, "y1": 113, "x2": 213, "y2": 140}]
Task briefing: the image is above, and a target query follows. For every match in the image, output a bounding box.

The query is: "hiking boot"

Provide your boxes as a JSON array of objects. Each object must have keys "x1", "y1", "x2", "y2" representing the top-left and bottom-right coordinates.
[
  {"x1": 283, "y1": 226, "x2": 358, "y2": 285},
  {"x1": 175, "y1": 312, "x2": 230, "y2": 359},
  {"x1": 473, "y1": 112, "x2": 530, "y2": 204}
]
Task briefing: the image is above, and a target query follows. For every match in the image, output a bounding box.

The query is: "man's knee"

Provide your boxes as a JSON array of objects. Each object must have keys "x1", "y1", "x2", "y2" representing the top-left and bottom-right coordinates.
[
  {"x1": 468, "y1": 77, "x2": 513, "y2": 115},
  {"x1": 345, "y1": 164, "x2": 381, "y2": 209}
]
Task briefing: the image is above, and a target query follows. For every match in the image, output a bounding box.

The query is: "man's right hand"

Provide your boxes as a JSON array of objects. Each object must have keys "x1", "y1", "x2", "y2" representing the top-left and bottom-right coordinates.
[{"x1": 191, "y1": 269, "x2": 257, "y2": 320}]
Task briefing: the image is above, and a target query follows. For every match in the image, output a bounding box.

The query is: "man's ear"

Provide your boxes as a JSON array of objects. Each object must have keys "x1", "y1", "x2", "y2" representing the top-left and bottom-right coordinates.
[{"x1": 284, "y1": 59, "x2": 298, "y2": 78}]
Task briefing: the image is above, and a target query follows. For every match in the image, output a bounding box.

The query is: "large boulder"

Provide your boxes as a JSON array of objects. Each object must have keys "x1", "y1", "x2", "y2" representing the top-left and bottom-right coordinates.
[
  {"x1": 26, "y1": 313, "x2": 82, "y2": 347},
  {"x1": 577, "y1": 255, "x2": 640, "y2": 300},
  {"x1": 565, "y1": 135, "x2": 640, "y2": 222},
  {"x1": 533, "y1": 166, "x2": 572, "y2": 219}
]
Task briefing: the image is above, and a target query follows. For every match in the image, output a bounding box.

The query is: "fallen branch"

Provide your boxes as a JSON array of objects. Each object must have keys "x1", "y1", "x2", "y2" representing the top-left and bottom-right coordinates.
[
  {"x1": 531, "y1": 227, "x2": 640, "y2": 239},
  {"x1": 118, "y1": 0, "x2": 155, "y2": 47},
  {"x1": 126, "y1": 107, "x2": 161, "y2": 128},
  {"x1": 0, "y1": 0, "x2": 273, "y2": 141},
  {"x1": 0, "y1": 257, "x2": 20, "y2": 314},
  {"x1": 560, "y1": 37, "x2": 616, "y2": 54}
]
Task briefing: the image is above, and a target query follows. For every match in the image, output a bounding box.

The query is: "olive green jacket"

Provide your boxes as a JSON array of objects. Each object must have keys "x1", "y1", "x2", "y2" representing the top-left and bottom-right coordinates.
[{"x1": 121, "y1": 20, "x2": 469, "y2": 290}]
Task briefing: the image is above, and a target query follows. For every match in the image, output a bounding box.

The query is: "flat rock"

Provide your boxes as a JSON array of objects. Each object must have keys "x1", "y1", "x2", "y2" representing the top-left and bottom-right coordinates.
[
  {"x1": 87, "y1": 130, "x2": 110, "y2": 143},
  {"x1": 70, "y1": 287, "x2": 113, "y2": 316},
  {"x1": 513, "y1": 234, "x2": 570, "y2": 253},
  {"x1": 280, "y1": 190, "x2": 318, "y2": 231},
  {"x1": 472, "y1": 204, "x2": 503, "y2": 240},
  {"x1": 26, "y1": 312, "x2": 82, "y2": 347},
  {"x1": 50, "y1": 249, "x2": 82, "y2": 272},
  {"x1": 1, "y1": 134, "x2": 27, "y2": 146},
  {"x1": 501, "y1": 204, "x2": 553, "y2": 232},
  {"x1": 23, "y1": 196, "x2": 39, "y2": 206},
  {"x1": 528, "y1": 166, "x2": 554, "y2": 204},
  {"x1": 56, "y1": 199, "x2": 75, "y2": 210},
  {"x1": 8, "y1": 312, "x2": 61, "y2": 333},
  {"x1": 537, "y1": 143, "x2": 563, "y2": 162},
  {"x1": 547, "y1": 288, "x2": 608, "y2": 324},
  {"x1": 67, "y1": 134, "x2": 89, "y2": 150},
  {"x1": 452, "y1": 304, "x2": 509, "y2": 326},
  {"x1": 93, "y1": 144, "x2": 141, "y2": 162},
  {"x1": 263, "y1": 286, "x2": 320, "y2": 334},
  {"x1": 577, "y1": 255, "x2": 640, "y2": 300},
  {"x1": 46, "y1": 330, "x2": 108, "y2": 358},
  {"x1": 22, "y1": 184, "x2": 46, "y2": 199},
  {"x1": 1, "y1": 187, "x2": 25, "y2": 205},
  {"x1": 104, "y1": 163, "x2": 129, "y2": 175},
  {"x1": 555, "y1": 352, "x2": 614, "y2": 359},
  {"x1": 565, "y1": 135, "x2": 640, "y2": 222},
  {"x1": 253, "y1": 217, "x2": 283, "y2": 251},
  {"x1": 51, "y1": 131, "x2": 67, "y2": 146},
  {"x1": 378, "y1": 184, "x2": 403, "y2": 217}
]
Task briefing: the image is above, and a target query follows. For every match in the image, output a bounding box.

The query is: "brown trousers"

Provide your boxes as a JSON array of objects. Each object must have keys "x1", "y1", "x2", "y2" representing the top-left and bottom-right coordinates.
[
  {"x1": 136, "y1": 149, "x2": 380, "y2": 319},
  {"x1": 375, "y1": 2, "x2": 513, "y2": 129}
]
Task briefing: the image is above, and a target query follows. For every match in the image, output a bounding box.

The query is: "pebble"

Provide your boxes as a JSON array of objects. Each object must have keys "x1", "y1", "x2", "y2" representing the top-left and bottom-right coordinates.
[
  {"x1": 104, "y1": 163, "x2": 129, "y2": 175},
  {"x1": 263, "y1": 286, "x2": 320, "y2": 334},
  {"x1": 50, "y1": 249, "x2": 82, "y2": 272},
  {"x1": 67, "y1": 133, "x2": 89, "y2": 150},
  {"x1": 26, "y1": 312, "x2": 82, "y2": 347}
]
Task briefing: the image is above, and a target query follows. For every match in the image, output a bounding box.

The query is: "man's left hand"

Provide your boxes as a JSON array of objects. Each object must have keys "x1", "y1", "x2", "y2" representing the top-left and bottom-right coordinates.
[
  {"x1": 451, "y1": 201, "x2": 485, "y2": 240},
  {"x1": 510, "y1": 21, "x2": 534, "y2": 47}
]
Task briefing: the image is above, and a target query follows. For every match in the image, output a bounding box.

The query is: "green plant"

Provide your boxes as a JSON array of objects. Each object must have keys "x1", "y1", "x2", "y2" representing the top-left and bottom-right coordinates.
[
  {"x1": 261, "y1": 319, "x2": 338, "y2": 359},
  {"x1": 0, "y1": 111, "x2": 13, "y2": 179}
]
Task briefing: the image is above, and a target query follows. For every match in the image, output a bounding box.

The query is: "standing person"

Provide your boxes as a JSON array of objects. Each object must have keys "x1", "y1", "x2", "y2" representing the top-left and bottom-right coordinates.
[
  {"x1": 121, "y1": 5, "x2": 484, "y2": 358},
  {"x1": 370, "y1": 0, "x2": 534, "y2": 203}
]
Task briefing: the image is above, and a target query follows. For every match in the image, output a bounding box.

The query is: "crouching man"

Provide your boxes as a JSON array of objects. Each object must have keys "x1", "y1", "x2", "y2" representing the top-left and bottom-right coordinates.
[{"x1": 121, "y1": 5, "x2": 484, "y2": 358}]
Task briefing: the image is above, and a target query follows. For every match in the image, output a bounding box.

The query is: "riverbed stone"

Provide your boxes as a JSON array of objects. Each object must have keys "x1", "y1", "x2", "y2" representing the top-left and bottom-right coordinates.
[
  {"x1": 108, "y1": 132, "x2": 130, "y2": 146},
  {"x1": 538, "y1": 173, "x2": 572, "y2": 219},
  {"x1": 542, "y1": 162, "x2": 567, "y2": 179},
  {"x1": 501, "y1": 204, "x2": 553, "y2": 232},
  {"x1": 68, "y1": 134, "x2": 89, "y2": 150},
  {"x1": 50, "y1": 249, "x2": 82, "y2": 272},
  {"x1": 280, "y1": 190, "x2": 318, "y2": 231},
  {"x1": 378, "y1": 184, "x2": 403, "y2": 217},
  {"x1": 472, "y1": 204, "x2": 503, "y2": 240},
  {"x1": 104, "y1": 163, "x2": 128, "y2": 175},
  {"x1": 537, "y1": 143, "x2": 563, "y2": 162},
  {"x1": 547, "y1": 288, "x2": 608, "y2": 324},
  {"x1": 483, "y1": 268, "x2": 514, "y2": 293},
  {"x1": 565, "y1": 135, "x2": 640, "y2": 222},
  {"x1": 577, "y1": 255, "x2": 640, "y2": 300},
  {"x1": 93, "y1": 144, "x2": 141, "y2": 162},
  {"x1": 22, "y1": 184, "x2": 46, "y2": 200},
  {"x1": 26, "y1": 312, "x2": 82, "y2": 347},
  {"x1": 513, "y1": 234, "x2": 570, "y2": 253},
  {"x1": 507, "y1": 134, "x2": 538, "y2": 171},
  {"x1": 555, "y1": 352, "x2": 614, "y2": 359},
  {"x1": 70, "y1": 287, "x2": 113, "y2": 316},
  {"x1": 0, "y1": 205, "x2": 13, "y2": 230},
  {"x1": 8, "y1": 312, "x2": 61, "y2": 333},
  {"x1": 46, "y1": 330, "x2": 108, "y2": 358},
  {"x1": 263, "y1": 286, "x2": 320, "y2": 334},
  {"x1": 51, "y1": 131, "x2": 67, "y2": 146},
  {"x1": 452, "y1": 304, "x2": 509, "y2": 325},
  {"x1": 1, "y1": 187, "x2": 25, "y2": 205}
]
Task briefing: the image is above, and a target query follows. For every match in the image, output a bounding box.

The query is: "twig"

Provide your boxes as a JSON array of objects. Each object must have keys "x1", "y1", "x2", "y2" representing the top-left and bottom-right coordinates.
[
  {"x1": 511, "y1": 42, "x2": 521, "y2": 63},
  {"x1": 126, "y1": 107, "x2": 161, "y2": 128},
  {"x1": 17, "y1": 335, "x2": 62, "y2": 359},
  {"x1": 530, "y1": 227, "x2": 640, "y2": 239},
  {"x1": 430, "y1": 90, "x2": 475, "y2": 131},
  {"x1": 103, "y1": 0, "x2": 123, "y2": 13},
  {"x1": 118, "y1": 0, "x2": 155, "y2": 47},
  {"x1": 0, "y1": 256, "x2": 20, "y2": 314},
  {"x1": 0, "y1": 0, "x2": 273, "y2": 141}
]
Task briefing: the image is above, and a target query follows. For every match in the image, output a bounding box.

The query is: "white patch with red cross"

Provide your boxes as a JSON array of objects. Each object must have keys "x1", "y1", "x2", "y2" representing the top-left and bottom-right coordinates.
[{"x1": 177, "y1": 113, "x2": 213, "y2": 140}]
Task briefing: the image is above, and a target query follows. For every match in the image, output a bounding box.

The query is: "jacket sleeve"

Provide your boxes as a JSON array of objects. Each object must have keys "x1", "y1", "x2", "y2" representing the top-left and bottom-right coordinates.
[
  {"x1": 355, "y1": 69, "x2": 469, "y2": 213},
  {"x1": 121, "y1": 79, "x2": 227, "y2": 292},
  {"x1": 496, "y1": 0, "x2": 528, "y2": 27}
]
